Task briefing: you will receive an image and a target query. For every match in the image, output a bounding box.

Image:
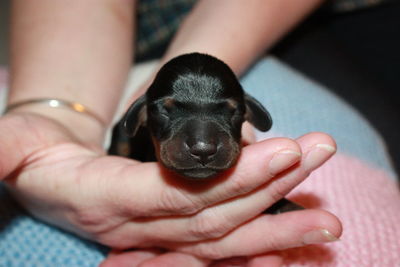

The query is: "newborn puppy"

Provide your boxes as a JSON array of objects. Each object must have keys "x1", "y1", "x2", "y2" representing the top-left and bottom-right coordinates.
[
  {"x1": 123, "y1": 53, "x2": 272, "y2": 179},
  {"x1": 111, "y1": 53, "x2": 302, "y2": 213}
]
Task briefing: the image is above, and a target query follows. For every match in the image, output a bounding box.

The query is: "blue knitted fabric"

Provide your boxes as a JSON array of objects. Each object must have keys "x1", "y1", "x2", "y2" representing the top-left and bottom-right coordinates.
[{"x1": 242, "y1": 57, "x2": 395, "y2": 178}]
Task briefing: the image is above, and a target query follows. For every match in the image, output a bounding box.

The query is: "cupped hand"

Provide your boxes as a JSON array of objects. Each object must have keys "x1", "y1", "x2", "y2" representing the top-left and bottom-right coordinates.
[
  {"x1": 0, "y1": 113, "x2": 341, "y2": 265},
  {"x1": 100, "y1": 132, "x2": 342, "y2": 267}
]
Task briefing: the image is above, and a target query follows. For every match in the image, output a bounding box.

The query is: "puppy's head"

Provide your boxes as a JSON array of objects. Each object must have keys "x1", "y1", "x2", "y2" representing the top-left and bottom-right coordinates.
[{"x1": 123, "y1": 53, "x2": 272, "y2": 179}]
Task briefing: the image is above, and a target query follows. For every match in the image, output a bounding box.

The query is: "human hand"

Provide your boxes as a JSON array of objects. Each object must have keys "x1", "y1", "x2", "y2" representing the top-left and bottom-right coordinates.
[
  {"x1": 99, "y1": 132, "x2": 341, "y2": 266},
  {"x1": 1, "y1": 113, "x2": 340, "y2": 265}
]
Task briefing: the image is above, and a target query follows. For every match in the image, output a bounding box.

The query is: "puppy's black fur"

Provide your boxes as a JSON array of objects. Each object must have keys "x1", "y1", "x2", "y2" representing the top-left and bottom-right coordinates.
[{"x1": 109, "y1": 53, "x2": 302, "y2": 213}]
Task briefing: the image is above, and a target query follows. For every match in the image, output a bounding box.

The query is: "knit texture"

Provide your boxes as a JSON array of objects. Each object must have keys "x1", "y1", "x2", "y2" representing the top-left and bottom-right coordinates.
[{"x1": 281, "y1": 154, "x2": 400, "y2": 266}]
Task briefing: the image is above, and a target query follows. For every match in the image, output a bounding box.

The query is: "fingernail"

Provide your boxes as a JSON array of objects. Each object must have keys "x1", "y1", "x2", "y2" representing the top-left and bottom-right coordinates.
[
  {"x1": 303, "y1": 144, "x2": 336, "y2": 171},
  {"x1": 269, "y1": 150, "x2": 301, "y2": 176},
  {"x1": 303, "y1": 229, "x2": 340, "y2": 245}
]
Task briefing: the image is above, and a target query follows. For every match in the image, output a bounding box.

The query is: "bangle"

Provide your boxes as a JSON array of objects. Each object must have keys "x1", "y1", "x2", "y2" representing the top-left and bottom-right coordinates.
[{"x1": 5, "y1": 98, "x2": 107, "y2": 127}]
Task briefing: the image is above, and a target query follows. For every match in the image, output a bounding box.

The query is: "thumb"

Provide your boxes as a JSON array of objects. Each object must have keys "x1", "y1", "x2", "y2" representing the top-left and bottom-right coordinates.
[
  {"x1": 241, "y1": 121, "x2": 256, "y2": 146},
  {"x1": 0, "y1": 115, "x2": 31, "y2": 180},
  {"x1": 0, "y1": 114, "x2": 69, "y2": 180}
]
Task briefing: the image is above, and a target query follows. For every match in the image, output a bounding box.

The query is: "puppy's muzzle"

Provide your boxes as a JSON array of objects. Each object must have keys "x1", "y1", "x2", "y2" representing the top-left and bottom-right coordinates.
[{"x1": 160, "y1": 119, "x2": 239, "y2": 179}]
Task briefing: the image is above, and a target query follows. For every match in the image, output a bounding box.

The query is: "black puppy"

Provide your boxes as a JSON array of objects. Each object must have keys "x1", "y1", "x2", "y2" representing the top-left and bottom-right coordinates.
[{"x1": 110, "y1": 53, "x2": 302, "y2": 213}]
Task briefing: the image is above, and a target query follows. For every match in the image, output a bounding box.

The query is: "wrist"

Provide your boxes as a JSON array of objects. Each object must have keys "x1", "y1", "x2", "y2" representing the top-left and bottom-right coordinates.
[{"x1": 5, "y1": 102, "x2": 107, "y2": 147}]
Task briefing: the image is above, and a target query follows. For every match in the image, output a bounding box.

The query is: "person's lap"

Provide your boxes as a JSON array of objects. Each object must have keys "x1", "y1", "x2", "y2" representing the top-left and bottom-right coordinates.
[
  {"x1": 1, "y1": 57, "x2": 399, "y2": 266},
  {"x1": 244, "y1": 57, "x2": 400, "y2": 266}
]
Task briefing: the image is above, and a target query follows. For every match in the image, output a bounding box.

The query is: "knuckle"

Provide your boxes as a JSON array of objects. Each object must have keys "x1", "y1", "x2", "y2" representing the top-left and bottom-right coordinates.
[
  {"x1": 193, "y1": 244, "x2": 225, "y2": 259},
  {"x1": 157, "y1": 188, "x2": 200, "y2": 215},
  {"x1": 228, "y1": 175, "x2": 251, "y2": 196},
  {"x1": 269, "y1": 179, "x2": 290, "y2": 203},
  {"x1": 73, "y1": 207, "x2": 102, "y2": 227},
  {"x1": 69, "y1": 204, "x2": 110, "y2": 234},
  {"x1": 269, "y1": 168, "x2": 309, "y2": 204},
  {"x1": 262, "y1": 233, "x2": 283, "y2": 251},
  {"x1": 188, "y1": 210, "x2": 231, "y2": 240}
]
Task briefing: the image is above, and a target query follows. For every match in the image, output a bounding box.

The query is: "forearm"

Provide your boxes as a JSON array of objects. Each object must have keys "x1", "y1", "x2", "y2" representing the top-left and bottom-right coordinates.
[
  {"x1": 8, "y1": 0, "x2": 134, "y2": 145},
  {"x1": 163, "y1": 0, "x2": 323, "y2": 76}
]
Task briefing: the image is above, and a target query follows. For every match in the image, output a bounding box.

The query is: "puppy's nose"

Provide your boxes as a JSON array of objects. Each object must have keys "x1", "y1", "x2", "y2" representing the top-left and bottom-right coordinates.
[{"x1": 189, "y1": 141, "x2": 217, "y2": 164}]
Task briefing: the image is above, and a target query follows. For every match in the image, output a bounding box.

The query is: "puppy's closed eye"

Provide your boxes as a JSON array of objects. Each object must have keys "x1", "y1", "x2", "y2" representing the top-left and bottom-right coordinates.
[
  {"x1": 223, "y1": 99, "x2": 245, "y2": 130},
  {"x1": 148, "y1": 103, "x2": 170, "y2": 139}
]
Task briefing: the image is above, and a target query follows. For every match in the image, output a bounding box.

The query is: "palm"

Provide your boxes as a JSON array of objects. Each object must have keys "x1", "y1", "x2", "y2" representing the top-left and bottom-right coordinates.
[{"x1": 2, "y1": 113, "x2": 145, "y2": 242}]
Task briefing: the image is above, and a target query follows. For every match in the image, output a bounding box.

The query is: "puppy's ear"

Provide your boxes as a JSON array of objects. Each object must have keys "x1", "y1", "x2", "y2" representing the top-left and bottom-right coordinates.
[
  {"x1": 122, "y1": 95, "x2": 147, "y2": 137},
  {"x1": 244, "y1": 93, "x2": 272, "y2": 132}
]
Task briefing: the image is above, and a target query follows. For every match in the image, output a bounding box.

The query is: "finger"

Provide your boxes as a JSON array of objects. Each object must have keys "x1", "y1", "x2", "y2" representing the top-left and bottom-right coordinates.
[
  {"x1": 173, "y1": 209, "x2": 342, "y2": 259},
  {"x1": 105, "y1": 132, "x2": 335, "y2": 245},
  {"x1": 295, "y1": 132, "x2": 337, "y2": 171},
  {"x1": 138, "y1": 252, "x2": 209, "y2": 267},
  {"x1": 103, "y1": 137, "x2": 302, "y2": 217},
  {"x1": 247, "y1": 253, "x2": 283, "y2": 267},
  {"x1": 211, "y1": 254, "x2": 283, "y2": 267},
  {"x1": 100, "y1": 249, "x2": 162, "y2": 267},
  {"x1": 241, "y1": 121, "x2": 256, "y2": 145}
]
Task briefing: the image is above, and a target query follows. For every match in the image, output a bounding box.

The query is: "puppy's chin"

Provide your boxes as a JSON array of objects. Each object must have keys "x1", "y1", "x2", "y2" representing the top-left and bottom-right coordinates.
[
  {"x1": 159, "y1": 156, "x2": 237, "y2": 180},
  {"x1": 157, "y1": 141, "x2": 240, "y2": 180},
  {"x1": 176, "y1": 168, "x2": 221, "y2": 180}
]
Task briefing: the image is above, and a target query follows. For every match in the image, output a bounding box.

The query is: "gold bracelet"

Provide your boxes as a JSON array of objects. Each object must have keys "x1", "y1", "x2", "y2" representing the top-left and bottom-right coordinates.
[{"x1": 5, "y1": 98, "x2": 106, "y2": 127}]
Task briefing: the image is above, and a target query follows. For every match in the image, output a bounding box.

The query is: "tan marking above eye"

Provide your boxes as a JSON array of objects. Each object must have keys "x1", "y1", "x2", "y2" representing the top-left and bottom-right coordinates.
[
  {"x1": 163, "y1": 97, "x2": 175, "y2": 109},
  {"x1": 226, "y1": 98, "x2": 238, "y2": 110}
]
